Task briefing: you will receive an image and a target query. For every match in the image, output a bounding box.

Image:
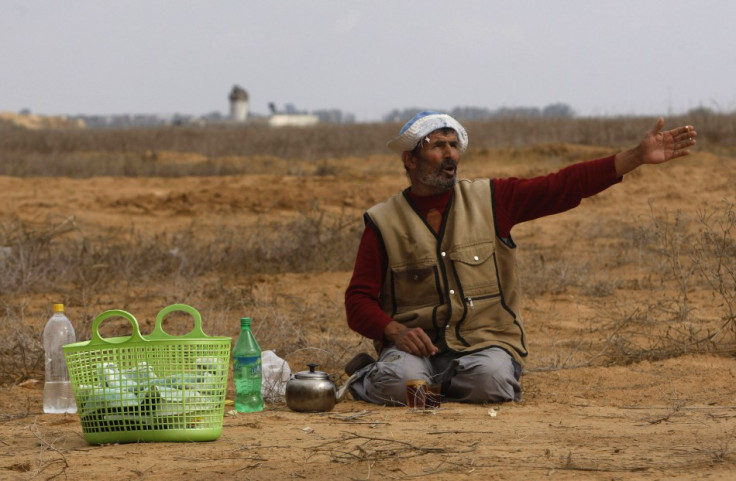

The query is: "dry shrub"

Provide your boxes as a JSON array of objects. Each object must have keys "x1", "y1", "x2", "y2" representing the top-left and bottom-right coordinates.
[
  {"x1": 600, "y1": 200, "x2": 736, "y2": 365},
  {"x1": 521, "y1": 199, "x2": 736, "y2": 371},
  {"x1": 693, "y1": 201, "x2": 736, "y2": 325},
  {"x1": 0, "y1": 315, "x2": 43, "y2": 384},
  {"x1": 518, "y1": 250, "x2": 591, "y2": 297},
  {"x1": 0, "y1": 205, "x2": 363, "y2": 384},
  {"x1": 0, "y1": 207, "x2": 360, "y2": 293}
]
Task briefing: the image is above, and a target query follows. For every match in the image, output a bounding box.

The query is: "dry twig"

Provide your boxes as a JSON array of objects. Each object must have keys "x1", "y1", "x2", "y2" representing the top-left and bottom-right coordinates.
[
  {"x1": 307, "y1": 431, "x2": 478, "y2": 464},
  {"x1": 29, "y1": 421, "x2": 69, "y2": 480}
]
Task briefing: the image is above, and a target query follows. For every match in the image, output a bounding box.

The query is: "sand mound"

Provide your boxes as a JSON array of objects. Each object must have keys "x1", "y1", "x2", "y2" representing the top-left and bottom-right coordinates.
[{"x1": 0, "y1": 111, "x2": 85, "y2": 130}]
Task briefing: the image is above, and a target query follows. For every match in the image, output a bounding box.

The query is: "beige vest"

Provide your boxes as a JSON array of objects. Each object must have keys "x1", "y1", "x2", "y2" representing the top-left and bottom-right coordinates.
[{"x1": 366, "y1": 179, "x2": 528, "y2": 363}]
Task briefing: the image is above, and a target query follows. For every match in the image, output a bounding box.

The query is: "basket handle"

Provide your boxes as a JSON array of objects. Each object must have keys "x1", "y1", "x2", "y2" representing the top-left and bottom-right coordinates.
[
  {"x1": 89, "y1": 309, "x2": 146, "y2": 345},
  {"x1": 150, "y1": 303, "x2": 209, "y2": 340}
]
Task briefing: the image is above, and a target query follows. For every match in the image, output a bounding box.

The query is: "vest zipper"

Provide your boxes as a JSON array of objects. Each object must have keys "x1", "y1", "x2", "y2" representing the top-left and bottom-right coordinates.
[{"x1": 466, "y1": 293, "x2": 500, "y2": 309}]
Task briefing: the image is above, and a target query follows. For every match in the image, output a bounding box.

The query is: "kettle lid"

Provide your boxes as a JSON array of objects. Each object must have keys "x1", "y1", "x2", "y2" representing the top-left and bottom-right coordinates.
[{"x1": 294, "y1": 363, "x2": 329, "y2": 380}]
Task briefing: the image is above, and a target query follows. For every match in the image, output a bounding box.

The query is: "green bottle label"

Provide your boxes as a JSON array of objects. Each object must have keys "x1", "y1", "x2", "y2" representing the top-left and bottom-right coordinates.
[{"x1": 234, "y1": 356, "x2": 261, "y2": 377}]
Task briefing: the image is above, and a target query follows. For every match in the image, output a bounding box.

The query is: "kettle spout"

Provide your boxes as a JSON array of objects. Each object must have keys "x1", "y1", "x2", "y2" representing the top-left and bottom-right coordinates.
[{"x1": 336, "y1": 372, "x2": 359, "y2": 402}]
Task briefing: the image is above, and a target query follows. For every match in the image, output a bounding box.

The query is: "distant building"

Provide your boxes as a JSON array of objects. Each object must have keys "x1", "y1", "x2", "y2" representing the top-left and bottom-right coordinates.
[
  {"x1": 268, "y1": 114, "x2": 319, "y2": 127},
  {"x1": 266, "y1": 102, "x2": 319, "y2": 127},
  {"x1": 228, "y1": 85, "x2": 249, "y2": 122}
]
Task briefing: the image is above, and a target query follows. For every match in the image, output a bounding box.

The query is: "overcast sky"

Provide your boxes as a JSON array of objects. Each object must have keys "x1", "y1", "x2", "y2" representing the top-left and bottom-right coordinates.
[{"x1": 2, "y1": 0, "x2": 734, "y2": 122}]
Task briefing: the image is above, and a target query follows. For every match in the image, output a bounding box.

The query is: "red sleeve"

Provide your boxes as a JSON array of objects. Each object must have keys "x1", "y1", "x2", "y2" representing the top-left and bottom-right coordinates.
[
  {"x1": 492, "y1": 155, "x2": 621, "y2": 237},
  {"x1": 344, "y1": 223, "x2": 393, "y2": 341}
]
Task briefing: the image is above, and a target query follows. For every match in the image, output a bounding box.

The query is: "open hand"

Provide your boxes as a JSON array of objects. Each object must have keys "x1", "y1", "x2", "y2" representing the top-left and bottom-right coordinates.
[{"x1": 640, "y1": 117, "x2": 697, "y2": 165}]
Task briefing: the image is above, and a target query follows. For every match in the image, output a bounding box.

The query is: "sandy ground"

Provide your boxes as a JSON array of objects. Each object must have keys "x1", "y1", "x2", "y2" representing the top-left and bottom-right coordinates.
[{"x1": 1, "y1": 142, "x2": 736, "y2": 480}]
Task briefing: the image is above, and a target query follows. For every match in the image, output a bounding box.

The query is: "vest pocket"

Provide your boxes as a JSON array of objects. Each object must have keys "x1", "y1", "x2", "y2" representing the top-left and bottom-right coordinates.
[
  {"x1": 448, "y1": 242, "x2": 499, "y2": 296},
  {"x1": 391, "y1": 264, "x2": 441, "y2": 312},
  {"x1": 458, "y1": 294, "x2": 516, "y2": 334}
]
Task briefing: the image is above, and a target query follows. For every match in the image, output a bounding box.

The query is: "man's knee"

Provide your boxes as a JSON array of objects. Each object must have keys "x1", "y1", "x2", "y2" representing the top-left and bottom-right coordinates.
[
  {"x1": 357, "y1": 349, "x2": 431, "y2": 405},
  {"x1": 449, "y1": 349, "x2": 521, "y2": 403}
]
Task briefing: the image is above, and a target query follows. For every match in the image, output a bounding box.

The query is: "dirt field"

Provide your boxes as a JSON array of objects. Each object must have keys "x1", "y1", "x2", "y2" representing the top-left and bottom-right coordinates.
[{"x1": 1, "y1": 132, "x2": 735, "y2": 480}]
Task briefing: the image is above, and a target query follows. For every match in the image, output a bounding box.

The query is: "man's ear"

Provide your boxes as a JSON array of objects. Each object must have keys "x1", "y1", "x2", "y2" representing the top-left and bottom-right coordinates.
[{"x1": 402, "y1": 151, "x2": 415, "y2": 171}]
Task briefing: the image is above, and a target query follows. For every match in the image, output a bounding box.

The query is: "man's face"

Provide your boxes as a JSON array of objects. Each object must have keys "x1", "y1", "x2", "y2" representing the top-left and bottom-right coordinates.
[{"x1": 404, "y1": 129, "x2": 461, "y2": 196}]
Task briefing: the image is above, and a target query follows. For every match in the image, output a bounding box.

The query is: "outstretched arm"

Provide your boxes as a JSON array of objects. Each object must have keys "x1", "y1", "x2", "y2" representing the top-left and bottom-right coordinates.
[{"x1": 614, "y1": 117, "x2": 697, "y2": 177}]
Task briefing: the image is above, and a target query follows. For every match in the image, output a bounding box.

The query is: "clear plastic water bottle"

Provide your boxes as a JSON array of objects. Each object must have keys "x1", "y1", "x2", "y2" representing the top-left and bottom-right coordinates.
[
  {"x1": 232, "y1": 317, "x2": 263, "y2": 413},
  {"x1": 43, "y1": 303, "x2": 77, "y2": 414}
]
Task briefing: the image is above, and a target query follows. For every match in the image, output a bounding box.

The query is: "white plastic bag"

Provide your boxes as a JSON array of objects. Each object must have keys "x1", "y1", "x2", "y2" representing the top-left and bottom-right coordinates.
[{"x1": 261, "y1": 350, "x2": 291, "y2": 402}]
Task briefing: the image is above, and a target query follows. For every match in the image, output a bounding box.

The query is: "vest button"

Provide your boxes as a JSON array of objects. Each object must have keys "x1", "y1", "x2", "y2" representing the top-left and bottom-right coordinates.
[
  {"x1": 441, "y1": 251, "x2": 446, "y2": 257},
  {"x1": 449, "y1": 289, "x2": 455, "y2": 295},
  {"x1": 473, "y1": 255, "x2": 479, "y2": 261}
]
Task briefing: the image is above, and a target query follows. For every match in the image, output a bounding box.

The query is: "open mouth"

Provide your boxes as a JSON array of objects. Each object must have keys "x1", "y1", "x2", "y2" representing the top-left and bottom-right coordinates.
[{"x1": 442, "y1": 161, "x2": 457, "y2": 176}]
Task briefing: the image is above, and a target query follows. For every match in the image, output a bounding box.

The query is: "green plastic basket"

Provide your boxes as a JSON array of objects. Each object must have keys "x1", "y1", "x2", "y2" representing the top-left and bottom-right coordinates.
[{"x1": 63, "y1": 304, "x2": 231, "y2": 444}]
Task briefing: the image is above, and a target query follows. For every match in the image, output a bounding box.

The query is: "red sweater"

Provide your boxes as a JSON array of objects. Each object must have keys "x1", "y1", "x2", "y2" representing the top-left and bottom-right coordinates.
[{"x1": 344, "y1": 155, "x2": 621, "y2": 341}]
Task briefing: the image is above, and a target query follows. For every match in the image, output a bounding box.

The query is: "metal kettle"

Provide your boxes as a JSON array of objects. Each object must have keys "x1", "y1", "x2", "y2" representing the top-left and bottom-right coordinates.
[{"x1": 285, "y1": 363, "x2": 358, "y2": 412}]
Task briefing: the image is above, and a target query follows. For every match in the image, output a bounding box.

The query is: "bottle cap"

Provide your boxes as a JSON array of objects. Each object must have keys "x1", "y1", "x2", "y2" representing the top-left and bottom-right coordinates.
[
  {"x1": 240, "y1": 317, "x2": 251, "y2": 327},
  {"x1": 52, "y1": 304, "x2": 64, "y2": 313}
]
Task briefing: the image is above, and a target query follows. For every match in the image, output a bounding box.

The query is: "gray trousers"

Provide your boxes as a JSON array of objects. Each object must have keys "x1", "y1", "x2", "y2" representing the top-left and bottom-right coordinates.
[{"x1": 349, "y1": 345, "x2": 522, "y2": 406}]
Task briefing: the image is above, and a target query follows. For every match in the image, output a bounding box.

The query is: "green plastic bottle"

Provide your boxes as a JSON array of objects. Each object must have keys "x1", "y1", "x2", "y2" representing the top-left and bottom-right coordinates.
[{"x1": 232, "y1": 317, "x2": 264, "y2": 412}]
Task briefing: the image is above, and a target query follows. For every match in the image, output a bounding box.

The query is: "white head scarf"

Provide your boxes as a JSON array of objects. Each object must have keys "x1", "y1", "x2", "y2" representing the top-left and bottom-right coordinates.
[{"x1": 387, "y1": 111, "x2": 468, "y2": 154}]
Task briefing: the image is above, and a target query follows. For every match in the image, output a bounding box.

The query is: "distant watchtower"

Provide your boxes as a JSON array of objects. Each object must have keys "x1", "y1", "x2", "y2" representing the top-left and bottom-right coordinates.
[{"x1": 229, "y1": 85, "x2": 249, "y2": 122}]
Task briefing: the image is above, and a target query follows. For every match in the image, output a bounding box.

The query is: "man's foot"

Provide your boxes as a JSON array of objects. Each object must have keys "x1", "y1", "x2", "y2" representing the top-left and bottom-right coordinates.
[{"x1": 345, "y1": 352, "x2": 376, "y2": 375}]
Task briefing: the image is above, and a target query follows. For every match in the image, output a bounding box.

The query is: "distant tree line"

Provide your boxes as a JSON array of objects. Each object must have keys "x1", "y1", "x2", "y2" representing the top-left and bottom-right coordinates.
[
  {"x1": 382, "y1": 103, "x2": 575, "y2": 123},
  {"x1": 21, "y1": 102, "x2": 723, "y2": 129},
  {"x1": 57, "y1": 103, "x2": 576, "y2": 129},
  {"x1": 69, "y1": 108, "x2": 356, "y2": 129}
]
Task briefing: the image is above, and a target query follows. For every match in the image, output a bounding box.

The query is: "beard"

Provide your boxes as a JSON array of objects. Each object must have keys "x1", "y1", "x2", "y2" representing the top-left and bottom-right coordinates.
[{"x1": 417, "y1": 158, "x2": 458, "y2": 191}]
